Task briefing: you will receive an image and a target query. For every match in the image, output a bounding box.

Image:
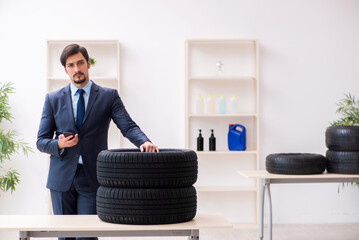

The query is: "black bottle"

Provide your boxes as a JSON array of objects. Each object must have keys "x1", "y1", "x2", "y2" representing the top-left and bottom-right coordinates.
[
  {"x1": 209, "y1": 129, "x2": 216, "y2": 151},
  {"x1": 197, "y1": 129, "x2": 204, "y2": 151}
]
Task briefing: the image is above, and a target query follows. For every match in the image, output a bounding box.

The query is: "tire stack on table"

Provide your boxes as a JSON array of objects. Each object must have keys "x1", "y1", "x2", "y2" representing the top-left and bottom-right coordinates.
[
  {"x1": 96, "y1": 149, "x2": 198, "y2": 224},
  {"x1": 326, "y1": 126, "x2": 359, "y2": 174}
]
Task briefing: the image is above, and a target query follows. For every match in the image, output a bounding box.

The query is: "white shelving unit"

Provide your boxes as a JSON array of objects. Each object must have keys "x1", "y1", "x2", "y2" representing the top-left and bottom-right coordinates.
[
  {"x1": 185, "y1": 39, "x2": 259, "y2": 224},
  {"x1": 46, "y1": 40, "x2": 121, "y2": 149}
]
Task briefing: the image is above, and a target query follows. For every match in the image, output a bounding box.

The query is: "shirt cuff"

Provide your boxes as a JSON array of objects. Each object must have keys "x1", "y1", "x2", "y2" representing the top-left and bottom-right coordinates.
[{"x1": 59, "y1": 148, "x2": 65, "y2": 156}]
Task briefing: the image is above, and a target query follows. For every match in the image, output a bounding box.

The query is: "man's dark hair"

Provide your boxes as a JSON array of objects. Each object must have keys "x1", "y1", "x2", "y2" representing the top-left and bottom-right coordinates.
[{"x1": 60, "y1": 44, "x2": 89, "y2": 67}]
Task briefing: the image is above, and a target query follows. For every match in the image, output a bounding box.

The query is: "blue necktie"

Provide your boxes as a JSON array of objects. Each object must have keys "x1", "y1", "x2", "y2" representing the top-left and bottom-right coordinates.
[{"x1": 76, "y1": 89, "x2": 85, "y2": 133}]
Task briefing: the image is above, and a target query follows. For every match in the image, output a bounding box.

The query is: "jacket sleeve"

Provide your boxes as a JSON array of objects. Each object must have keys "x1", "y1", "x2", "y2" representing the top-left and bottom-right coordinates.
[
  {"x1": 110, "y1": 90, "x2": 151, "y2": 148},
  {"x1": 36, "y1": 94, "x2": 61, "y2": 157}
]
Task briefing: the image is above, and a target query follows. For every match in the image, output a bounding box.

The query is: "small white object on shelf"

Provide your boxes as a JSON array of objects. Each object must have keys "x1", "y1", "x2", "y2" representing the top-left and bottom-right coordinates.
[
  {"x1": 218, "y1": 94, "x2": 226, "y2": 114},
  {"x1": 230, "y1": 94, "x2": 239, "y2": 114},
  {"x1": 206, "y1": 93, "x2": 216, "y2": 114},
  {"x1": 195, "y1": 93, "x2": 204, "y2": 114},
  {"x1": 216, "y1": 60, "x2": 224, "y2": 77}
]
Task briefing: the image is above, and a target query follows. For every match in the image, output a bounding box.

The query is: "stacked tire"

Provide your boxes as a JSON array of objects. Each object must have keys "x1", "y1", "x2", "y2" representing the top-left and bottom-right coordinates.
[
  {"x1": 96, "y1": 148, "x2": 198, "y2": 225},
  {"x1": 325, "y1": 126, "x2": 359, "y2": 174}
]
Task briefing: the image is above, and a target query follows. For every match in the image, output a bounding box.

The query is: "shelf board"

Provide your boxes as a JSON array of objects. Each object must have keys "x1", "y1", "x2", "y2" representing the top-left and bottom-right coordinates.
[
  {"x1": 187, "y1": 39, "x2": 257, "y2": 44},
  {"x1": 189, "y1": 76, "x2": 255, "y2": 81},
  {"x1": 195, "y1": 186, "x2": 257, "y2": 192},
  {"x1": 48, "y1": 76, "x2": 118, "y2": 81},
  {"x1": 48, "y1": 40, "x2": 118, "y2": 44},
  {"x1": 195, "y1": 150, "x2": 257, "y2": 155},
  {"x1": 189, "y1": 113, "x2": 257, "y2": 118}
]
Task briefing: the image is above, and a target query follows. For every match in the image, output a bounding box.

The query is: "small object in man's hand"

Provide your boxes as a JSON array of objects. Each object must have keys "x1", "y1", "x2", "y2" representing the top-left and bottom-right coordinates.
[{"x1": 63, "y1": 132, "x2": 75, "y2": 140}]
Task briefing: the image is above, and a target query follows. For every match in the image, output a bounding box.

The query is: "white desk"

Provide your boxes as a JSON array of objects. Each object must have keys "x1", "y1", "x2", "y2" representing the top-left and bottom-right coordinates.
[
  {"x1": 0, "y1": 213, "x2": 232, "y2": 240},
  {"x1": 239, "y1": 170, "x2": 359, "y2": 240}
]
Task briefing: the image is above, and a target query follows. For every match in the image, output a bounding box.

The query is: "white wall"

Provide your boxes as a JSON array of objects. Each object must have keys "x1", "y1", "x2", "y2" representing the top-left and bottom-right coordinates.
[{"x1": 0, "y1": 0, "x2": 359, "y2": 226}]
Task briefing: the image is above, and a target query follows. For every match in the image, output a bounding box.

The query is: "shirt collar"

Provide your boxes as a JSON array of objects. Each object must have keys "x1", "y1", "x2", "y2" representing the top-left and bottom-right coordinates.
[{"x1": 70, "y1": 80, "x2": 93, "y2": 96}]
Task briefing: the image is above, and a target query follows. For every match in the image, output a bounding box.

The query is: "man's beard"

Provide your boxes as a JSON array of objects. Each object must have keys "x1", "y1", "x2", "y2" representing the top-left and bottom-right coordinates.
[{"x1": 73, "y1": 73, "x2": 87, "y2": 84}]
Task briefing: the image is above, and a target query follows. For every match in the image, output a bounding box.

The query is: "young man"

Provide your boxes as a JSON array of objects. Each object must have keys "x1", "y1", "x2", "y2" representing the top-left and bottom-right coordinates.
[{"x1": 37, "y1": 44, "x2": 158, "y2": 240}]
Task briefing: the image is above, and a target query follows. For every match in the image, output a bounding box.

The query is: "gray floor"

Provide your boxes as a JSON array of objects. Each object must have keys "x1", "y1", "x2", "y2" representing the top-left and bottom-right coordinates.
[
  {"x1": 200, "y1": 223, "x2": 359, "y2": 240},
  {"x1": 2, "y1": 223, "x2": 359, "y2": 239}
]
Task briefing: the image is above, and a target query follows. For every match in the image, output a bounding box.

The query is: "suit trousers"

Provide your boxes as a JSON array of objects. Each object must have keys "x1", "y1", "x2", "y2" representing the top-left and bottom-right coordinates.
[{"x1": 50, "y1": 164, "x2": 98, "y2": 240}]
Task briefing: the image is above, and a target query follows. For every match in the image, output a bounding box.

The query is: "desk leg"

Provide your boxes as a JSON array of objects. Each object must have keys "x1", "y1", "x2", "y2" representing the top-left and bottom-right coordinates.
[
  {"x1": 259, "y1": 179, "x2": 265, "y2": 240},
  {"x1": 19, "y1": 231, "x2": 29, "y2": 240},
  {"x1": 188, "y1": 229, "x2": 199, "y2": 240},
  {"x1": 266, "y1": 182, "x2": 273, "y2": 240}
]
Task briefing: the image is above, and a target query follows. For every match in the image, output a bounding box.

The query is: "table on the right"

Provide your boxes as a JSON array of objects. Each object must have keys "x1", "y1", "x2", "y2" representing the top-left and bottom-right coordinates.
[{"x1": 239, "y1": 170, "x2": 359, "y2": 240}]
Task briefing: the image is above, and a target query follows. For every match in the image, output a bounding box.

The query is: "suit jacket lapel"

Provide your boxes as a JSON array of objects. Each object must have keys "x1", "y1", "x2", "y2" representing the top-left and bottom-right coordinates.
[{"x1": 83, "y1": 82, "x2": 99, "y2": 125}]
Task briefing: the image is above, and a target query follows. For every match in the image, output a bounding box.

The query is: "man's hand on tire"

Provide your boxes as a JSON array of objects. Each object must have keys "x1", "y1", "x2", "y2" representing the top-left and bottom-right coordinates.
[{"x1": 140, "y1": 141, "x2": 159, "y2": 152}]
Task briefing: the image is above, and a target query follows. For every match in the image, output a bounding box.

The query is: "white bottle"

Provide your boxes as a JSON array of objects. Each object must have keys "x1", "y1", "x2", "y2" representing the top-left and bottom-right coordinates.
[
  {"x1": 206, "y1": 94, "x2": 216, "y2": 114},
  {"x1": 196, "y1": 93, "x2": 204, "y2": 114},
  {"x1": 218, "y1": 94, "x2": 226, "y2": 114},
  {"x1": 230, "y1": 94, "x2": 239, "y2": 114},
  {"x1": 216, "y1": 60, "x2": 223, "y2": 77}
]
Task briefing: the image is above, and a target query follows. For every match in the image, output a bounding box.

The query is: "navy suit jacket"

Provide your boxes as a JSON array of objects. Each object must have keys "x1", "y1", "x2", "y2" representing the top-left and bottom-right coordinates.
[{"x1": 37, "y1": 82, "x2": 150, "y2": 192}]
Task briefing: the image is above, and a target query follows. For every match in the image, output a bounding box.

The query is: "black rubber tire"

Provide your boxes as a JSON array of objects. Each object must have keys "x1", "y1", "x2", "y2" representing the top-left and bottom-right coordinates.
[
  {"x1": 325, "y1": 126, "x2": 359, "y2": 151},
  {"x1": 96, "y1": 186, "x2": 197, "y2": 225},
  {"x1": 266, "y1": 153, "x2": 326, "y2": 175},
  {"x1": 326, "y1": 150, "x2": 359, "y2": 174},
  {"x1": 97, "y1": 148, "x2": 198, "y2": 188}
]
